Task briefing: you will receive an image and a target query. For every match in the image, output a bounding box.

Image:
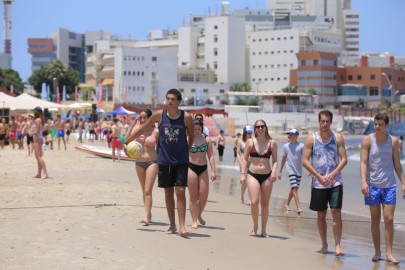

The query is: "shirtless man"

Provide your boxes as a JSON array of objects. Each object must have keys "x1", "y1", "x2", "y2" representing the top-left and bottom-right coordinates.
[
  {"x1": 54, "y1": 114, "x2": 67, "y2": 150},
  {"x1": 0, "y1": 118, "x2": 7, "y2": 149},
  {"x1": 17, "y1": 116, "x2": 25, "y2": 150},
  {"x1": 111, "y1": 118, "x2": 122, "y2": 162},
  {"x1": 22, "y1": 114, "x2": 34, "y2": 155},
  {"x1": 7, "y1": 116, "x2": 17, "y2": 149}
]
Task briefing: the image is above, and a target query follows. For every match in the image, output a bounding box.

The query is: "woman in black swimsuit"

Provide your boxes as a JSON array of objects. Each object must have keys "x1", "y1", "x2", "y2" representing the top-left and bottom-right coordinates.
[
  {"x1": 188, "y1": 119, "x2": 217, "y2": 229},
  {"x1": 240, "y1": 119, "x2": 278, "y2": 237}
]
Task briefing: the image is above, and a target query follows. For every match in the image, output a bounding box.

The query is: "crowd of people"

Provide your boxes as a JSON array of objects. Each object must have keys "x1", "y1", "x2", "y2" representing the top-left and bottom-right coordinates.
[{"x1": 1, "y1": 88, "x2": 404, "y2": 265}]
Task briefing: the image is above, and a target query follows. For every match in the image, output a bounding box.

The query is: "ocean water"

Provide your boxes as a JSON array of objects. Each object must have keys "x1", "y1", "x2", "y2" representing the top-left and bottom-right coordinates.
[{"x1": 212, "y1": 137, "x2": 405, "y2": 232}]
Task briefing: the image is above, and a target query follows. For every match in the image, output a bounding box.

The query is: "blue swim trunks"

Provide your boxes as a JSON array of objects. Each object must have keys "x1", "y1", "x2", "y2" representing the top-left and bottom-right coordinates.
[
  {"x1": 365, "y1": 185, "x2": 396, "y2": 206},
  {"x1": 57, "y1": 130, "x2": 65, "y2": 138}
]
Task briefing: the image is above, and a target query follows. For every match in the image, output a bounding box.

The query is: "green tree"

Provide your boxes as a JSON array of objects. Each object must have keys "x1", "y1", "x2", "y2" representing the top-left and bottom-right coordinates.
[
  {"x1": 307, "y1": 88, "x2": 317, "y2": 95},
  {"x1": 230, "y1": 82, "x2": 251, "y2": 92},
  {"x1": 28, "y1": 60, "x2": 80, "y2": 100},
  {"x1": 28, "y1": 66, "x2": 51, "y2": 93},
  {"x1": 282, "y1": 85, "x2": 298, "y2": 93},
  {"x1": 0, "y1": 68, "x2": 24, "y2": 94},
  {"x1": 80, "y1": 87, "x2": 96, "y2": 101}
]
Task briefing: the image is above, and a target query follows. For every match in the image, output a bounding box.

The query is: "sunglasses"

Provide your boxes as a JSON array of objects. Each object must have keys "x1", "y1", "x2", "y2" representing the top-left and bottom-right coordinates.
[{"x1": 255, "y1": 125, "x2": 266, "y2": 129}]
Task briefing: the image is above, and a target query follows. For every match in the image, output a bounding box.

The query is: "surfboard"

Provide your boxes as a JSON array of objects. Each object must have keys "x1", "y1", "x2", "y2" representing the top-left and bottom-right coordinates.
[{"x1": 75, "y1": 144, "x2": 134, "y2": 161}]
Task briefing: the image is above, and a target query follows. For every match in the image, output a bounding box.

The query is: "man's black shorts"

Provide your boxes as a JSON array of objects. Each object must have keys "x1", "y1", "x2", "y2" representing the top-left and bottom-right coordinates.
[
  {"x1": 158, "y1": 163, "x2": 188, "y2": 188},
  {"x1": 310, "y1": 185, "x2": 343, "y2": 211}
]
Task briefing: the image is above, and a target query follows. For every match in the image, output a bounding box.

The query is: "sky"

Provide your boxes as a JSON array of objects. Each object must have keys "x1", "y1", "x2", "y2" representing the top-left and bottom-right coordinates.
[{"x1": 1, "y1": 0, "x2": 404, "y2": 82}]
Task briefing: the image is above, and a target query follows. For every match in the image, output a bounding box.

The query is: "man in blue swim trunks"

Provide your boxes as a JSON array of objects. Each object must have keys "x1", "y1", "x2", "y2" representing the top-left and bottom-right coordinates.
[
  {"x1": 55, "y1": 114, "x2": 67, "y2": 150},
  {"x1": 360, "y1": 113, "x2": 405, "y2": 265}
]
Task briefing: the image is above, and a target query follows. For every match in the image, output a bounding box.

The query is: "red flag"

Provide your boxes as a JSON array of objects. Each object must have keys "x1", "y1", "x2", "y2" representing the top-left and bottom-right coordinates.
[
  {"x1": 56, "y1": 86, "x2": 60, "y2": 104},
  {"x1": 97, "y1": 84, "x2": 102, "y2": 107},
  {"x1": 75, "y1": 86, "x2": 78, "y2": 101}
]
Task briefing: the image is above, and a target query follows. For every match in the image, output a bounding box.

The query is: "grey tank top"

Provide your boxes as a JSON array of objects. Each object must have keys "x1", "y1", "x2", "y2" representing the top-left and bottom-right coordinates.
[{"x1": 367, "y1": 133, "x2": 396, "y2": 188}]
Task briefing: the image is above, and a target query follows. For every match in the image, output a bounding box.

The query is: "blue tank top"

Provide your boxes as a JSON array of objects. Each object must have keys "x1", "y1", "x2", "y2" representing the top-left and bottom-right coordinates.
[
  {"x1": 367, "y1": 133, "x2": 396, "y2": 188},
  {"x1": 157, "y1": 109, "x2": 189, "y2": 165},
  {"x1": 311, "y1": 132, "x2": 343, "y2": 189}
]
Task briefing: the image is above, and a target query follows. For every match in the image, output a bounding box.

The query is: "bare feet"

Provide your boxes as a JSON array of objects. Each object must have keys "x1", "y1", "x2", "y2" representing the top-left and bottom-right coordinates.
[
  {"x1": 191, "y1": 222, "x2": 198, "y2": 229},
  {"x1": 41, "y1": 175, "x2": 48, "y2": 179},
  {"x1": 335, "y1": 245, "x2": 344, "y2": 256},
  {"x1": 386, "y1": 254, "x2": 400, "y2": 265},
  {"x1": 284, "y1": 204, "x2": 290, "y2": 211},
  {"x1": 198, "y1": 216, "x2": 206, "y2": 226},
  {"x1": 371, "y1": 255, "x2": 381, "y2": 262},
  {"x1": 165, "y1": 225, "x2": 177, "y2": 234},
  {"x1": 33, "y1": 175, "x2": 41, "y2": 178},
  {"x1": 250, "y1": 229, "x2": 257, "y2": 237},
  {"x1": 179, "y1": 228, "x2": 190, "y2": 237},
  {"x1": 139, "y1": 219, "x2": 150, "y2": 226},
  {"x1": 297, "y1": 209, "x2": 302, "y2": 215},
  {"x1": 317, "y1": 246, "x2": 328, "y2": 254}
]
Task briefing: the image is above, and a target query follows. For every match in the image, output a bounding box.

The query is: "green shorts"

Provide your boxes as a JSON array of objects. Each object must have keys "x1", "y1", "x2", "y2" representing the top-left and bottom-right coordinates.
[{"x1": 310, "y1": 185, "x2": 343, "y2": 211}]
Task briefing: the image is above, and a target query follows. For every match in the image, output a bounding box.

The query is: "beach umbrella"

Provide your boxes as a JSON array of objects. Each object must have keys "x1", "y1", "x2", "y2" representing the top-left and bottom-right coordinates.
[
  {"x1": 97, "y1": 84, "x2": 103, "y2": 107},
  {"x1": 74, "y1": 85, "x2": 78, "y2": 101},
  {"x1": 47, "y1": 85, "x2": 51, "y2": 101},
  {"x1": 41, "y1": 83, "x2": 47, "y2": 100},
  {"x1": 56, "y1": 86, "x2": 60, "y2": 104},
  {"x1": 62, "y1": 85, "x2": 67, "y2": 101}
]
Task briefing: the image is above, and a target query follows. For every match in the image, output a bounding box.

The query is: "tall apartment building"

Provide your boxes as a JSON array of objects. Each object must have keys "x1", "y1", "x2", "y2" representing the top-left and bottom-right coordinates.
[
  {"x1": 27, "y1": 38, "x2": 56, "y2": 73},
  {"x1": 27, "y1": 28, "x2": 86, "y2": 82}
]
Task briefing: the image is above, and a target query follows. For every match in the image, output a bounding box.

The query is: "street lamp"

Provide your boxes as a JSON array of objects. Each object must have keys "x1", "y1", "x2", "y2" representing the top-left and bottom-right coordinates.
[
  {"x1": 255, "y1": 81, "x2": 261, "y2": 105},
  {"x1": 381, "y1": 72, "x2": 394, "y2": 106}
]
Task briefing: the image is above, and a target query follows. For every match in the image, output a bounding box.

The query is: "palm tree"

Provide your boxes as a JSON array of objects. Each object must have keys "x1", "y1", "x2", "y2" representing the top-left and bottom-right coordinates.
[{"x1": 48, "y1": 59, "x2": 67, "y2": 99}]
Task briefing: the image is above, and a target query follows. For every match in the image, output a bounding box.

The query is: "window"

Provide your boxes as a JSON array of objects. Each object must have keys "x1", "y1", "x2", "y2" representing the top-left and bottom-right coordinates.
[
  {"x1": 357, "y1": 75, "x2": 362, "y2": 80},
  {"x1": 214, "y1": 48, "x2": 218, "y2": 56},
  {"x1": 214, "y1": 35, "x2": 218, "y2": 42},
  {"x1": 369, "y1": 86, "x2": 379, "y2": 96},
  {"x1": 220, "y1": 89, "x2": 225, "y2": 93},
  {"x1": 214, "y1": 25, "x2": 218, "y2": 29},
  {"x1": 203, "y1": 89, "x2": 208, "y2": 93},
  {"x1": 152, "y1": 56, "x2": 157, "y2": 61},
  {"x1": 123, "y1": 71, "x2": 127, "y2": 76},
  {"x1": 300, "y1": 60, "x2": 305, "y2": 66},
  {"x1": 179, "y1": 88, "x2": 184, "y2": 92},
  {"x1": 348, "y1": 75, "x2": 353, "y2": 81},
  {"x1": 314, "y1": 60, "x2": 318, "y2": 66},
  {"x1": 191, "y1": 89, "x2": 196, "y2": 93}
]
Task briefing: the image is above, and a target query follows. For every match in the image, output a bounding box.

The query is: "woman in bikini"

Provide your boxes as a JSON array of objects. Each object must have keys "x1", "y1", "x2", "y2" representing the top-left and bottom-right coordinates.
[
  {"x1": 188, "y1": 119, "x2": 217, "y2": 229},
  {"x1": 30, "y1": 107, "x2": 48, "y2": 179},
  {"x1": 126, "y1": 109, "x2": 158, "y2": 225},
  {"x1": 240, "y1": 119, "x2": 278, "y2": 237}
]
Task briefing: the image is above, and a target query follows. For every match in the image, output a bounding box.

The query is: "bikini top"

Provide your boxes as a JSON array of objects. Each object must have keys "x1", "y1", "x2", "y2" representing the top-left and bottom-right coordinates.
[
  {"x1": 190, "y1": 143, "x2": 208, "y2": 153},
  {"x1": 250, "y1": 139, "x2": 272, "y2": 159},
  {"x1": 144, "y1": 134, "x2": 156, "y2": 148}
]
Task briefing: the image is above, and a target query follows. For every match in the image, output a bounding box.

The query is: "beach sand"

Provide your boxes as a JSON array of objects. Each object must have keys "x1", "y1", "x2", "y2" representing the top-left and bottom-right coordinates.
[{"x1": 0, "y1": 138, "x2": 403, "y2": 269}]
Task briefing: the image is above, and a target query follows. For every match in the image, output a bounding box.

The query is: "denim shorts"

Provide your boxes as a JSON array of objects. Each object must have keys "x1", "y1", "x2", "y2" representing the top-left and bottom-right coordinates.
[{"x1": 365, "y1": 185, "x2": 396, "y2": 206}]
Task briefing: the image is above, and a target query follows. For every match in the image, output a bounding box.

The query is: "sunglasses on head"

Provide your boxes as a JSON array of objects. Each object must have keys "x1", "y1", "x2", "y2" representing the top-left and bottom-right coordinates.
[{"x1": 255, "y1": 125, "x2": 266, "y2": 129}]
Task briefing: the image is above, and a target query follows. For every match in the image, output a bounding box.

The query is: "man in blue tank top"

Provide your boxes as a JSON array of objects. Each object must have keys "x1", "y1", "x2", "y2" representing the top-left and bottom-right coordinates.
[
  {"x1": 360, "y1": 113, "x2": 405, "y2": 265},
  {"x1": 125, "y1": 89, "x2": 194, "y2": 236},
  {"x1": 303, "y1": 110, "x2": 347, "y2": 256}
]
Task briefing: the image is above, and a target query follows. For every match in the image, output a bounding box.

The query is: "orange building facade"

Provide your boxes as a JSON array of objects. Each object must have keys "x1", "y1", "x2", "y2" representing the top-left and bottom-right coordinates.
[{"x1": 291, "y1": 52, "x2": 405, "y2": 109}]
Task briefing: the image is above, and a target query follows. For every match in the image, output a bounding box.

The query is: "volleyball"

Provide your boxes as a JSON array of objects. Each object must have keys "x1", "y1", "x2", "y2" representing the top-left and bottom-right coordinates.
[{"x1": 126, "y1": 141, "x2": 143, "y2": 159}]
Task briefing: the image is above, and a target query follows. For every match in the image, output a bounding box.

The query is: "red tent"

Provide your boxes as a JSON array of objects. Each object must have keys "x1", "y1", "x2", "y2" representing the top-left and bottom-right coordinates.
[{"x1": 187, "y1": 107, "x2": 228, "y2": 117}]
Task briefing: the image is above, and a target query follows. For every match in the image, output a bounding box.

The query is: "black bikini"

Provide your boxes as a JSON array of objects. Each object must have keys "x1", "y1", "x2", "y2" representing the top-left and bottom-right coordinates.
[
  {"x1": 188, "y1": 163, "x2": 208, "y2": 176},
  {"x1": 248, "y1": 139, "x2": 272, "y2": 185}
]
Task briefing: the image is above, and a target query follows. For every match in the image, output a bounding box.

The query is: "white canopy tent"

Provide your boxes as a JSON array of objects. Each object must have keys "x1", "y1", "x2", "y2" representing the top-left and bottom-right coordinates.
[
  {"x1": 67, "y1": 102, "x2": 92, "y2": 109},
  {"x1": 6, "y1": 93, "x2": 68, "y2": 110},
  {"x1": 0, "y1": 92, "x2": 16, "y2": 108}
]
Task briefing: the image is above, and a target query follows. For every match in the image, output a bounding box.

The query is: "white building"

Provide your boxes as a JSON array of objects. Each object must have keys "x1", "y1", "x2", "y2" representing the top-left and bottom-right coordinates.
[{"x1": 114, "y1": 47, "x2": 178, "y2": 105}]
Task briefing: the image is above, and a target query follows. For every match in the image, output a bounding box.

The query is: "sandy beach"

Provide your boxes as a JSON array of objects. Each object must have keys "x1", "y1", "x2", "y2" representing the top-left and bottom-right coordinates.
[{"x1": 0, "y1": 137, "x2": 404, "y2": 270}]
